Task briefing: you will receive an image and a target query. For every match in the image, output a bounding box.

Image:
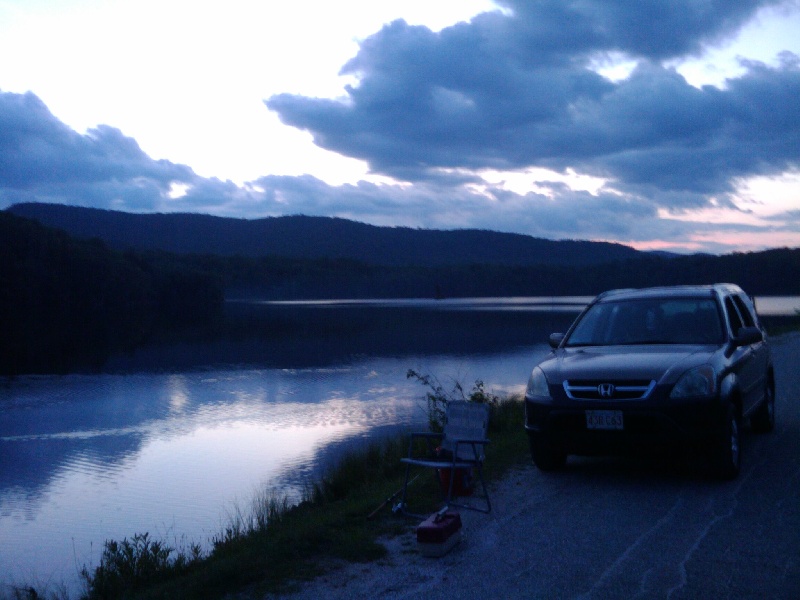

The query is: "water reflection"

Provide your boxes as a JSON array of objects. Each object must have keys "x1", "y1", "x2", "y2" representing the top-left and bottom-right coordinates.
[{"x1": 102, "y1": 298, "x2": 580, "y2": 373}]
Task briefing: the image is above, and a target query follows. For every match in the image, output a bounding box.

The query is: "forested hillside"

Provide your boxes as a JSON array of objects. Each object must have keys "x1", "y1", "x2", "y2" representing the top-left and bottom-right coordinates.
[
  {"x1": 6, "y1": 202, "x2": 642, "y2": 267},
  {"x1": 0, "y1": 212, "x2": 224, "y2": 375}
]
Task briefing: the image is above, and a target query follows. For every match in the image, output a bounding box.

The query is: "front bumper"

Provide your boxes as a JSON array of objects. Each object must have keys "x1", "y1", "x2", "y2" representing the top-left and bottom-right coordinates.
[{"x1": 524, "y1": 389, "x2": 724, "y2": 455}]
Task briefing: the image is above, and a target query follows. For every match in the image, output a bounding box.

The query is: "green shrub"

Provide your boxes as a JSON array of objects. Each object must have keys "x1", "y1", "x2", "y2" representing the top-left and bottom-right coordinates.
[{"x1": 80, "y1": 533, "x2": 202, "y2": 599}]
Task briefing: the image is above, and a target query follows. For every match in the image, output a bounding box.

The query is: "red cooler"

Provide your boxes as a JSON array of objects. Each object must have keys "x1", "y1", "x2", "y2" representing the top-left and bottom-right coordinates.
[{"x1": 416, "y1": 510, "x2": 462, "y2": 557}]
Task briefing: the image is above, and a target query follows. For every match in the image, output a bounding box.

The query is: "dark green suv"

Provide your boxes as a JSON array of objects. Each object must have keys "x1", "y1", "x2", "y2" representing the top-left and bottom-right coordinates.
[{"x1": 524, "y1": 284, "x2": 774, "y2": 479}]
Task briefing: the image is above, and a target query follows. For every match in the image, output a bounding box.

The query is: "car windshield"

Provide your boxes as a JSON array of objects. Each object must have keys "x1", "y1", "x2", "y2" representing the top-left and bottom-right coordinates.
[{"x1": 565, "y1": 297, "x2": 725, "y2": 346}]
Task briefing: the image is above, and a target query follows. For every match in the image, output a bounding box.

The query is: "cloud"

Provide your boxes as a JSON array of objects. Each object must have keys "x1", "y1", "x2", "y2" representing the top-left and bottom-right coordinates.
[
  {"x1": 499, "y1": 0, "x2": 784, "y2": 60},
  {"x1": 242, "y1": 174, "x2": 660, "y2": 242},
  {"x1": 265, "y1": 0, "x2": 800, "y2": 212},
  {"x1": 0, "y1": 90, "x2": 196, "y2": 211}
]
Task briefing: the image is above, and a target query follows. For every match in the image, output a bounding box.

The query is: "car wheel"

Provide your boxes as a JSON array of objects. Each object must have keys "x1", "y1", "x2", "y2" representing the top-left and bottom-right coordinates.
[
  {"x1": 528, "y1": 432, "x2": 567, "y2": 471},
  {"x1": 712, "y1": 403, "x2": 741, "y2": 480},
  {"x1": 751, "y1": 381, "x2": 775, "y2": 433}
]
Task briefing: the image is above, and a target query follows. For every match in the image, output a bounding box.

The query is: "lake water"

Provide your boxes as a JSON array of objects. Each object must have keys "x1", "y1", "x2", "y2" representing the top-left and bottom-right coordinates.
[{"x1": 1, "y1": 296, "x2": 798, "y2": 593}]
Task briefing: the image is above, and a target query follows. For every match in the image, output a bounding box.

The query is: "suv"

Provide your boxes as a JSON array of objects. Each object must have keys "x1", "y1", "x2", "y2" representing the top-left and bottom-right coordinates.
[{"x1": 524, "y1": 284, "x2": 774, "y2": 479}]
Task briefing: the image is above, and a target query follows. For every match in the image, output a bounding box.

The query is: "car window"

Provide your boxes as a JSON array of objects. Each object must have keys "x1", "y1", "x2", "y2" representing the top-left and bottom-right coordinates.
[
  {"x1": 566, "y1": 297, "x2": 724, "y2": 346},
  {"x1": 732, "y1": 295, "x2": 756, "y2": 328},
  {"x1": 724, "y1": 296, "x2": 746, "y2": 335},
  {"x1": 566, "y1": 303, "x2": 612, "y2": 346}
]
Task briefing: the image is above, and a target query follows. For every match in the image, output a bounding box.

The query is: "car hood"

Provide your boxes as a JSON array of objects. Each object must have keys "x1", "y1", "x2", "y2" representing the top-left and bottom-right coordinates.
[{"x1": 539, "y1": 345, "x2": 715, "y2": 384}]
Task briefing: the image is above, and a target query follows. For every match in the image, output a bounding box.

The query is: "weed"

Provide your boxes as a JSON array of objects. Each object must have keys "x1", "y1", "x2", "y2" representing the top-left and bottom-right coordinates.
[
  {"x1": 79, "y1": 533, "x2": 202, "y2": 599},
  {"x1": 406, "y1": 369, "x2": 500, "y2": 432},
  {"x1": 214, "y1": 490, "x2": 291, "y2": 548},
  {"x1": 1, "y1": 585, "x2": 70, "y2": 600}
]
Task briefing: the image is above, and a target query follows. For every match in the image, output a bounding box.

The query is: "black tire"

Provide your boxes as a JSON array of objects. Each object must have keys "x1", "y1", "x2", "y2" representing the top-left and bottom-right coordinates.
[
  {"x1": 751, "y1": 381, "x2": 775, "y2": 433},
  {"x1": 528, "y1": 432, "x2": 567, "y2": 471},
  {"x1": 712, "y1": 403, "x2": 741, "y2": 480}
]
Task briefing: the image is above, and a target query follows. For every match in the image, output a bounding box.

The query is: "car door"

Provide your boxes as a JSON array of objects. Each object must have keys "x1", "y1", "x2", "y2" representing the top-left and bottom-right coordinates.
[
  {"x1": 733, "y1": 293, "x2": 770, "y2": 412},
  {"x1": 724, "y1": 295, "x2": 764, "y2": 414}
]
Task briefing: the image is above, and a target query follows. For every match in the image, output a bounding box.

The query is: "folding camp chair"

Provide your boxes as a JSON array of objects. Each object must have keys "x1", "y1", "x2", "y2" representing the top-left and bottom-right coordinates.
[{"x1": 399, "y1": 401, "x2": 491, "y2": 518}]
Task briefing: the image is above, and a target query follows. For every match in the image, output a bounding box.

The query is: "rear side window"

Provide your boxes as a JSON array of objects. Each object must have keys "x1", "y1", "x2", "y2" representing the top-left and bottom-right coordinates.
[
  {"x1": 732, "y1": 295, "x2": 756, "y2": 328},
  {"x1": 725, "y1": 297, "x2": 745, "y2": 335}
]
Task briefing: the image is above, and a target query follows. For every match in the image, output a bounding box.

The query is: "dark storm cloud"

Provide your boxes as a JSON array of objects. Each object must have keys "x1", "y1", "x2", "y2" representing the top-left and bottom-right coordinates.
[
  {"x1": 500, "y1": 0, "x2": 782, "y2": 60},
  {"x1": 593, "y1": 54, "x2": 800, "y2": 198},
  {"x1": 265, "y1": 0, "x2": 800, "y2": 209},
  {"x1": 0, "y1": 90, "x2": 195, "y2": 210}
]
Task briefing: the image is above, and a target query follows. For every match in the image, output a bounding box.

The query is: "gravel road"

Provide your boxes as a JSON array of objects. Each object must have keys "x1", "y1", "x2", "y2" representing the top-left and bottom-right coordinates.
[{"x1": 269, "y1": 332, "x2": 800, "y2": 599}]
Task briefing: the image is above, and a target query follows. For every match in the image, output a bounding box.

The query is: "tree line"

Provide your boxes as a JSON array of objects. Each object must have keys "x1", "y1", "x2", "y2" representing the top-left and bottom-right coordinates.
[
  {"x1": 172, "y1": 247, "x2": 800, "y2": 300},
  {"x1": 0, "y1": 212, "x2": 223, "y2": 375}
]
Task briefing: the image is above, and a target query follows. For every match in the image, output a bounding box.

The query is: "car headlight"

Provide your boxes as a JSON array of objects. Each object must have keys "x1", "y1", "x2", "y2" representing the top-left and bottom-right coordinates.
[
  {"x1": 526, "y1": 367, "x2": 551, "y2": 399},
  {"x1": 670, "y1": 365, "x2": 717, "y2": 399}
]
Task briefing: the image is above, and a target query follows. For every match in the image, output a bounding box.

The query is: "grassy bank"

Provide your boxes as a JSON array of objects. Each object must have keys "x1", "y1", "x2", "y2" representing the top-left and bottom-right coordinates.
[{"x1": 12, "y1": 395, "x2": 528, "y2": 600}]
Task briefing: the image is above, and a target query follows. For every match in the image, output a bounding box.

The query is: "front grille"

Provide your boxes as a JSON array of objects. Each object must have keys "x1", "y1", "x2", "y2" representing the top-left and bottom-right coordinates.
[{"x1": 563, "y1": 379, "x2": 656, "y2": 401}]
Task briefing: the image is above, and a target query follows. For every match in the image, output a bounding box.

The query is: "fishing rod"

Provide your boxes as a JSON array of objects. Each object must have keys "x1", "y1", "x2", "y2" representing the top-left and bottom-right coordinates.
[{"x1": 367, "y1": 473, "x2": 421, "y2": 520}]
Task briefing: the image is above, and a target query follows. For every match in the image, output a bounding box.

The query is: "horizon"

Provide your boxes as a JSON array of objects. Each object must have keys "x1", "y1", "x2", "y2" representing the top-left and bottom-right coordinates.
[{"x1": 1, "y1": 1, "x2": 799, "y2": 254}]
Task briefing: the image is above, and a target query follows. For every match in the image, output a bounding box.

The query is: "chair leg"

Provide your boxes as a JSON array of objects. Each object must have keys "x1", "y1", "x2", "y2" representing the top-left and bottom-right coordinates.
[
  {"x1": 445, "y1": 466, "x2": 456, "y2": 506},
  {"x1": 400, "y1": 463, "x2": 491, "y2": 518},
  {"x1": 475, "y1": 466, "x2": 492, "y2": 513},
  {"x1": 399, "y1": 462, "x2": 413, "y2": 514},
  {"x1": 448, "y1": 465, "x2": 491, "y2": 514}
]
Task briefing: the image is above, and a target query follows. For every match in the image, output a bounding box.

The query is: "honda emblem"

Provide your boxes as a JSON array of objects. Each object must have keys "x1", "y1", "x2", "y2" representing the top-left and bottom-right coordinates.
[{"x1": 597, "y1": 383, "x2": 615, "y2": 398}]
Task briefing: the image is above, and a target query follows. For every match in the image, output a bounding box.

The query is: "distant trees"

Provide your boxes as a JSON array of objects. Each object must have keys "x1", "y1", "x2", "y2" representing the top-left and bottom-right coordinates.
[
  {"x1": 172, "y1": 248, "x2": 800, "y2": 300},
  {"x1": 0, "y1": 213, "x2": 223, "y2": 375}
]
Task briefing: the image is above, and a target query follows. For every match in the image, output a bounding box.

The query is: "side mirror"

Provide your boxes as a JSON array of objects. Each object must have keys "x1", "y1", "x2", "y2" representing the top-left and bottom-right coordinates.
[
  {"x1": 732, "y1": 326, "x2": 763, "y2": 348},
  {"x1": 549, "y1": 333, "x2": 565, "y2": 348}
]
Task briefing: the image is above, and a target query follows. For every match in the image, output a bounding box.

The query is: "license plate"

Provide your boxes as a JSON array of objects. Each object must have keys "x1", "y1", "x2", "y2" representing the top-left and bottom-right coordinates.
[{"x1": 586, "y1": 410, "x2": 624, "y2": 430}]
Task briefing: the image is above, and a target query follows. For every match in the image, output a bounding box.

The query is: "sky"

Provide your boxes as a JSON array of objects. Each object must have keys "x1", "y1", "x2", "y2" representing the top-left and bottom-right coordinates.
[{"x1": 1, "y1": 0, "x2": 799, "y2": 254}]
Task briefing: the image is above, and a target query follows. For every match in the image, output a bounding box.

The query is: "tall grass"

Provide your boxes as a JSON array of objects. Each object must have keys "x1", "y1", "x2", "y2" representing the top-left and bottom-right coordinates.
[
  {"x1": 303, "y1": 435, "x2": 409, "y2": 506},
  {"x1": 215, "y1": 490, "x2": 292, "y2": 547}
]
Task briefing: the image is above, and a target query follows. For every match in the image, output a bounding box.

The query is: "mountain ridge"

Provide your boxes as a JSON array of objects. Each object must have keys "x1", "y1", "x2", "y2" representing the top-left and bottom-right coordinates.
[{"x1": 6, "y1": 202, "x2": 643, "y2": 267}]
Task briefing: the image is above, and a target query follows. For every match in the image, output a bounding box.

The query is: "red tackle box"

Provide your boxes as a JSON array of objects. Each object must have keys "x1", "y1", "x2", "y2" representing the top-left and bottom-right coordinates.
[{"x1": 416, "y1": 510, "x2": 462, "y2": 557}]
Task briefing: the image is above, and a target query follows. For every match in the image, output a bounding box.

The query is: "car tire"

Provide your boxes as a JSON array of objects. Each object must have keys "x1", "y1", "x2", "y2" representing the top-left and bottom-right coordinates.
[
  {"x1": 712, "y1": 403, "x2": 741, "y2": 480},
  {"x1": 751, "y1": 381, "x2": 775, "y2": 433},
  {"x1": 528, "y1": 432, "x2": 567, "y2": 471}
]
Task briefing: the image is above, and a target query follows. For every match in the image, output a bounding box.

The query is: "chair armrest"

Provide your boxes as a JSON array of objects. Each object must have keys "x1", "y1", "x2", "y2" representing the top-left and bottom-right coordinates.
[
  {"x1": 409, "y1": 432, "x2": 445, "y2": 441},
  {"x1": 451, "y1": 438, "x2": 489, "y2": 446}
]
